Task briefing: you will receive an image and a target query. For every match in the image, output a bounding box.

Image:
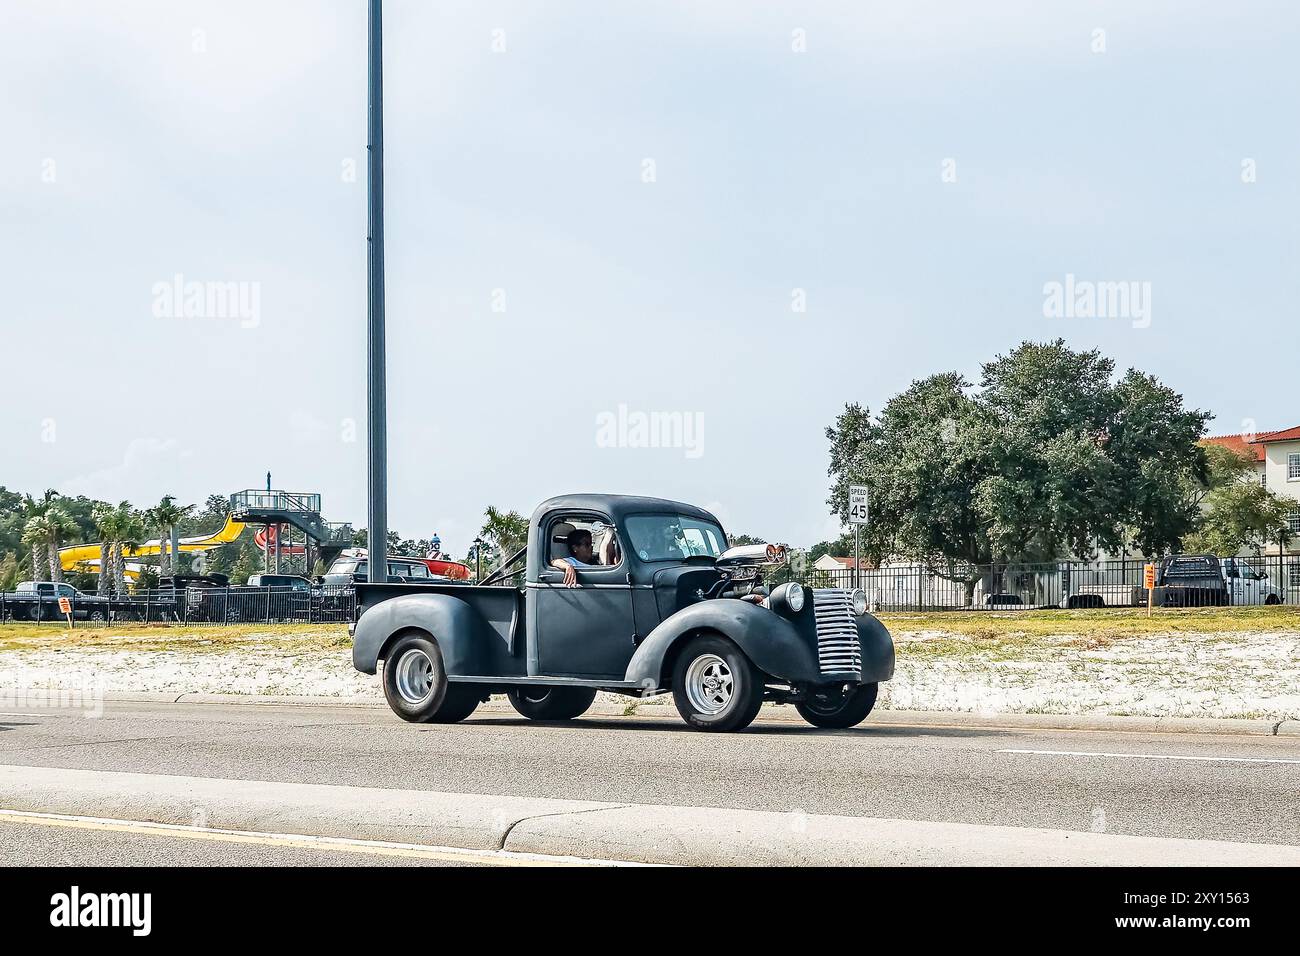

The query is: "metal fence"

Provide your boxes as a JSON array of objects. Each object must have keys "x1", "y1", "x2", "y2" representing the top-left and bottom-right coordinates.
[
  {"x1": 1, "y1": 585, "x2": 356, "y2": 625},
  {"x1": 806, "y1": 555, "x2": 1300, "y2": 611}
]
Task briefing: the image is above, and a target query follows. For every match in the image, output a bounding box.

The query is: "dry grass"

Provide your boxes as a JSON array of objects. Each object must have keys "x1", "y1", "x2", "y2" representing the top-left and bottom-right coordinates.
[
  {"x1": 877, "y1": 605, "x2": 1300, "y2": 639},
  {"x1": 0, "y1": 622, "x2": 350, "y2": 655},
  {"x1": 2, "y1": 606, "x2": 1297, "y2": 660},
  {"x1": 875, "y1": 606, "x2": 1300, "y2": 661}
]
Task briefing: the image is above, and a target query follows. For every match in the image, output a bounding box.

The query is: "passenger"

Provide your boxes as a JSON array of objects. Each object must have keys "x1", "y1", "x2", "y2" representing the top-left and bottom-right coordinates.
[{"x1": 550, "y1": 529, "x2": 601, "y2": 588}]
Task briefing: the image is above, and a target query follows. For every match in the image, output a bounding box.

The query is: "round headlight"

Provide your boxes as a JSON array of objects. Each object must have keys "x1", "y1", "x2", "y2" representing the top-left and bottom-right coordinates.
[
  {"x1": 786, "y1": 583, "x2": 806, "y2": 613},
  {"x1": 850, "y1": 588, "x2": 868, "y2": 616}
]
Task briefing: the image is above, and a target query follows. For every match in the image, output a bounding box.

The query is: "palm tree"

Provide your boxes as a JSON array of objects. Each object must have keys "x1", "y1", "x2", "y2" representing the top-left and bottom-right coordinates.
[
  {"x1": 479, "y1": 506, "x2": 529, "y2": 570},
  {"x1": 43, "y1": 507, "x2": 77, "y2": 584},
  {"x1": 148, "y1": 496, "x2": 193, "y2": 577},
  {"x1": 92, "y1": 503, "x2": 114, "y2": 595},
  {"x1": 18, "y1": 489, "x2": 60, "y2": 580},
  {"x1": 98, "y1": 502, "x2": 142, "y2": 596},
  {"x1": 21, "y1": 516, "x2": 50, "y2": 581}
]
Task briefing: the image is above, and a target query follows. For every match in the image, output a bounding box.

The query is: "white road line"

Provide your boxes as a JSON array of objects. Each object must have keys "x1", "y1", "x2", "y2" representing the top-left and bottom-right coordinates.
[
  {"x1": 0, "y1": 809, "x2": 656, "y2": 867},
  {"x1": 998, "y1": 748, "x2": 1300, "y2": 765},
  {"x1": 0, "y1": 712, "x2": 55, "y2": 718}
]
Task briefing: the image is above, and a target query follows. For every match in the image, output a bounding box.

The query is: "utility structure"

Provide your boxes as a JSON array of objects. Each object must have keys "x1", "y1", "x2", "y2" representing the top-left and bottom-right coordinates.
[
  {"x1": 229, "y1": 490, "x2": 353, "y2": 576},
  {"x1": 366, "y1": 0, "x2": 389, "y2": 584}
]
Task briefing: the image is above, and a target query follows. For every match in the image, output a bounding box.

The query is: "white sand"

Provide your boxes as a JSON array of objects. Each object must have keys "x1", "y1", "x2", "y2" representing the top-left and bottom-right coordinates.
[{"x1": 2, "y1": 629, "x2": 1297, "y2": 720}]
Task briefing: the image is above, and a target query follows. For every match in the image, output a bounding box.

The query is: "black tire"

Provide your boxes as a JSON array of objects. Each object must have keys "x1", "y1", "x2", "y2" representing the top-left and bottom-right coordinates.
[
  {"x1": 507, "y1": 686, "x2": 597, "y2": 721},
  {"x1": 429, "y1": 683, "x2": 483, "y2": 723},
  {"x1": 796, "y1": 683, "x2": 879, "y2": 729},
  {"x1": 671, "y1": 634, "x2": 765, "y2": 732},
  {"x1": 1265, "y1": 594, "x2": 1281, "y2": 606},
  {"x1": 87, "y1": 609, "x2": 107, "y2": 622},
  {"x1": 380, "y1": 632, "x2": 480, "y2": 723}
]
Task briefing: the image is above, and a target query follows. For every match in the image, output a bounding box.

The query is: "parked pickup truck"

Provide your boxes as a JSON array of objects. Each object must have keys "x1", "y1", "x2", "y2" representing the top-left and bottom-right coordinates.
[
  {"x1": 0, "y1": 581, "x2": 111, "y2": 622},
  {"x1": 1064, "y1": 555, "x2": 1284, "y2": 608},
  {"x1": 1220, "y1": 557, "x2": 1285, "y2": 606},
  {"x1": 351, "y1": 494, "x2": 895, "y2": 733}
]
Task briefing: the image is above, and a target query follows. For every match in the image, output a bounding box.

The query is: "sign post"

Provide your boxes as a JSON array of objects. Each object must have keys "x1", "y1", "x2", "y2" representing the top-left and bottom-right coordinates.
[
  {"x1": 1143, "y1": 562, "x2": 1156, "y2": 618},
  {"x1": 849, "y1": 485, "x2": 869, "y2": 590},
  {"x1": 57, "y1": 595, "x2": 73, "y2": 629}
]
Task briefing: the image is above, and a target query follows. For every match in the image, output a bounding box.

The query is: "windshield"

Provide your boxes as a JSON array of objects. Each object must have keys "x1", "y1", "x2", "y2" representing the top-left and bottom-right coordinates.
[
  {"x1": 328, "y1": 560, "x2": 359, "y2": 576},
  {"x1": 624, "y1": 514, "x2": 727, "y2": 563}
]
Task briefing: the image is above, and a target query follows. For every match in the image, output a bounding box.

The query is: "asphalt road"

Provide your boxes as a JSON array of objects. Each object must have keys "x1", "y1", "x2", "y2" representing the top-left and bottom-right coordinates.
[{"x1": 1, "y1": 699, "x2": 1297, "y2": 863}]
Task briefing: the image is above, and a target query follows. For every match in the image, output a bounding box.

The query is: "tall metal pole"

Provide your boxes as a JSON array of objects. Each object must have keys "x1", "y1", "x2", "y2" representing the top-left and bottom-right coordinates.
[{"x1": 366, "y1": 0, "x2": 389, "y2": 583}]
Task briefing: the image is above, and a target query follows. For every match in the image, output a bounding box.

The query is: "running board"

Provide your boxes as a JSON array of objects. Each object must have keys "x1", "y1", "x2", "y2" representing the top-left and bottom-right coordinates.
[{"x1": 448, "y1": 675, "x2": 649, "y2": 691}]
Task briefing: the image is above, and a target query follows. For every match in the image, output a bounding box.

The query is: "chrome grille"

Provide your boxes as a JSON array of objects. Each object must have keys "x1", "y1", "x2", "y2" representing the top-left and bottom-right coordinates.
[{"x1": 812, "y1": 588, "x2": 862, "y2": 676}]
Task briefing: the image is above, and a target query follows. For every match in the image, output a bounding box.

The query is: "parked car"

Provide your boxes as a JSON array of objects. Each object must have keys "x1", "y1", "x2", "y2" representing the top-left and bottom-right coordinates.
[
  {"x1": 351, "y1": 494, "x2": 895, "y2": 733},
  {"x1": 0, "y1": 581, "x2": 111, "y2": 622},
  {"x1": 1157, "y1": 554, "x2": 1229, "y2": 607},
  {"x1": 246, "y1": 574, "x2": 312, "y2": 589},
  {"x1": 322, "y1": 554, "x2": 460, "y2": 587}
]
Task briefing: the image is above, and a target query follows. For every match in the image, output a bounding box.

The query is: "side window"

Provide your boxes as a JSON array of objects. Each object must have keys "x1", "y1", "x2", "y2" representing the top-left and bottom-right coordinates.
[
  {"x1": 58, "y1": 584, "x2": 75, "y2": 597},
  {"x1": 548, "y1": 515, "x2": 622, "y2": 569}
]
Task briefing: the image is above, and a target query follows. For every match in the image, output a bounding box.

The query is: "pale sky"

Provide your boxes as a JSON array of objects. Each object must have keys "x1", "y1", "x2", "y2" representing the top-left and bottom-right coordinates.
[{"x1": 1, "y1": 1, "x2": 1297, "y2": 554}]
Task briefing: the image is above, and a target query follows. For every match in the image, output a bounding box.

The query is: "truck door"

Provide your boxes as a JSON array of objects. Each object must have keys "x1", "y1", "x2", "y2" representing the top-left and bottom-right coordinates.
[
  {"x1": 1223, "y1": 559, "x2": 1241, "y2": 605},
  {"x1": 527, "y1": 515, "x2": 636, "y2": 679}
]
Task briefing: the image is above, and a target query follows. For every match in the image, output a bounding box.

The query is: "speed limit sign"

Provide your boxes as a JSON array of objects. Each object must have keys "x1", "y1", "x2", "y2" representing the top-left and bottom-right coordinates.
[{"x1": 849, "y1": 485, "x2": 869, "y2": 525}]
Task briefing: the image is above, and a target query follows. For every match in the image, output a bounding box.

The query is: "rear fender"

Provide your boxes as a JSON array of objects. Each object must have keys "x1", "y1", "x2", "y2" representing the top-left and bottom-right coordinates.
[{"x1": 351, "y1": 593, "x2": 492, "y2": 676}]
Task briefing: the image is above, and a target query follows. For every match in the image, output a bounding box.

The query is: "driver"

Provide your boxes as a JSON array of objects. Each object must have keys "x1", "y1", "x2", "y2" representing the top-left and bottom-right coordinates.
[{"x1": 550, "y1": 528, "x2": 601, "y2": 587}]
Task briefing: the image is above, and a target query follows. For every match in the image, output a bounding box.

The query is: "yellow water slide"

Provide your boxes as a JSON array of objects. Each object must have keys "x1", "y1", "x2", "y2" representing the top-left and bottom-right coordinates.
[{"x1": 59, "y1": 514, "x2": 247, "y2": 574}]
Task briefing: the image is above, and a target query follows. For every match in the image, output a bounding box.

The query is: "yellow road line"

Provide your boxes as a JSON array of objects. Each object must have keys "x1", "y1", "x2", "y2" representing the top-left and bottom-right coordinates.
[{"x1": 0, "y1": 809, "x2": 644, "y2": 867}]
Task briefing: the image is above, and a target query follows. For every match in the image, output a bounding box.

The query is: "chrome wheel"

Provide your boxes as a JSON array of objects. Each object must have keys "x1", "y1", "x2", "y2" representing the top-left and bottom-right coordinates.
[
  {"x1": 684, "y1": 653, "x2": 733, "y2": 715},
  {"x1": 394, "y1": 648, "x2": 435, "y2": 705}
]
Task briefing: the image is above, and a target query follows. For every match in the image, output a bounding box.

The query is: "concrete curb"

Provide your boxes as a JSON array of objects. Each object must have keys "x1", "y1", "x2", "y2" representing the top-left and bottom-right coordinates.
[
  {"x1": 2, "y1": 764, "x2": 1296, "y2": 867},
  {"x1": 6, "y1": 689, "x2": 1294, "y2": 736}
]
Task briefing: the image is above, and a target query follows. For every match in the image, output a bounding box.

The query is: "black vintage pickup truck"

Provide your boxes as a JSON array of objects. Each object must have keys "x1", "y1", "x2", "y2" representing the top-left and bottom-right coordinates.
[{"x1": 351, "y1": 494, "x2": 894, "y2": 732}]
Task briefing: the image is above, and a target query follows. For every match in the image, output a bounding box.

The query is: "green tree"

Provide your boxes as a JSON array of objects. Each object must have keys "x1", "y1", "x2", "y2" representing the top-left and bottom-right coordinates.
[
  {"x1": 42, "y1": 507, "x2": 78, "y2": 584},
  {"x1": 146, "y1": 495, "x2": 192, "y2": 576},
  {"x1": 826, "y1": 341, "x2": 1211, "y2": 604},
  {"x1": 0, "y1": 551, "x2": 19, "y2": 591},
  {"x1": 21, "y1": 515, "x2": 52, "y2": 582},
  {"x1": 91, "y1": 503, "x2": 115, "y2": 596},
  {"x1": 96, "y1": 503, "x2": 143, "y2": 596},
  {"x1": 1183, "y1": 482, "x2": 1294, "y2": 555},
  {"x1": 479, "y1": 506, "x2": 529, "y2": 569}
]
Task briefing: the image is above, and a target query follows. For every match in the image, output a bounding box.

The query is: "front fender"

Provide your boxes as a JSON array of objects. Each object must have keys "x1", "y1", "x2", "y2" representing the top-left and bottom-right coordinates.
[
  {"x1": 856, "y1": 613, "x2": 895, "y2": 683},
  {"x1": 351, "y1": 593, "x2": 491, "y2": 676},
  {"x1": 624, "y1": 600, "x2": 820, "y2": 690}
]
